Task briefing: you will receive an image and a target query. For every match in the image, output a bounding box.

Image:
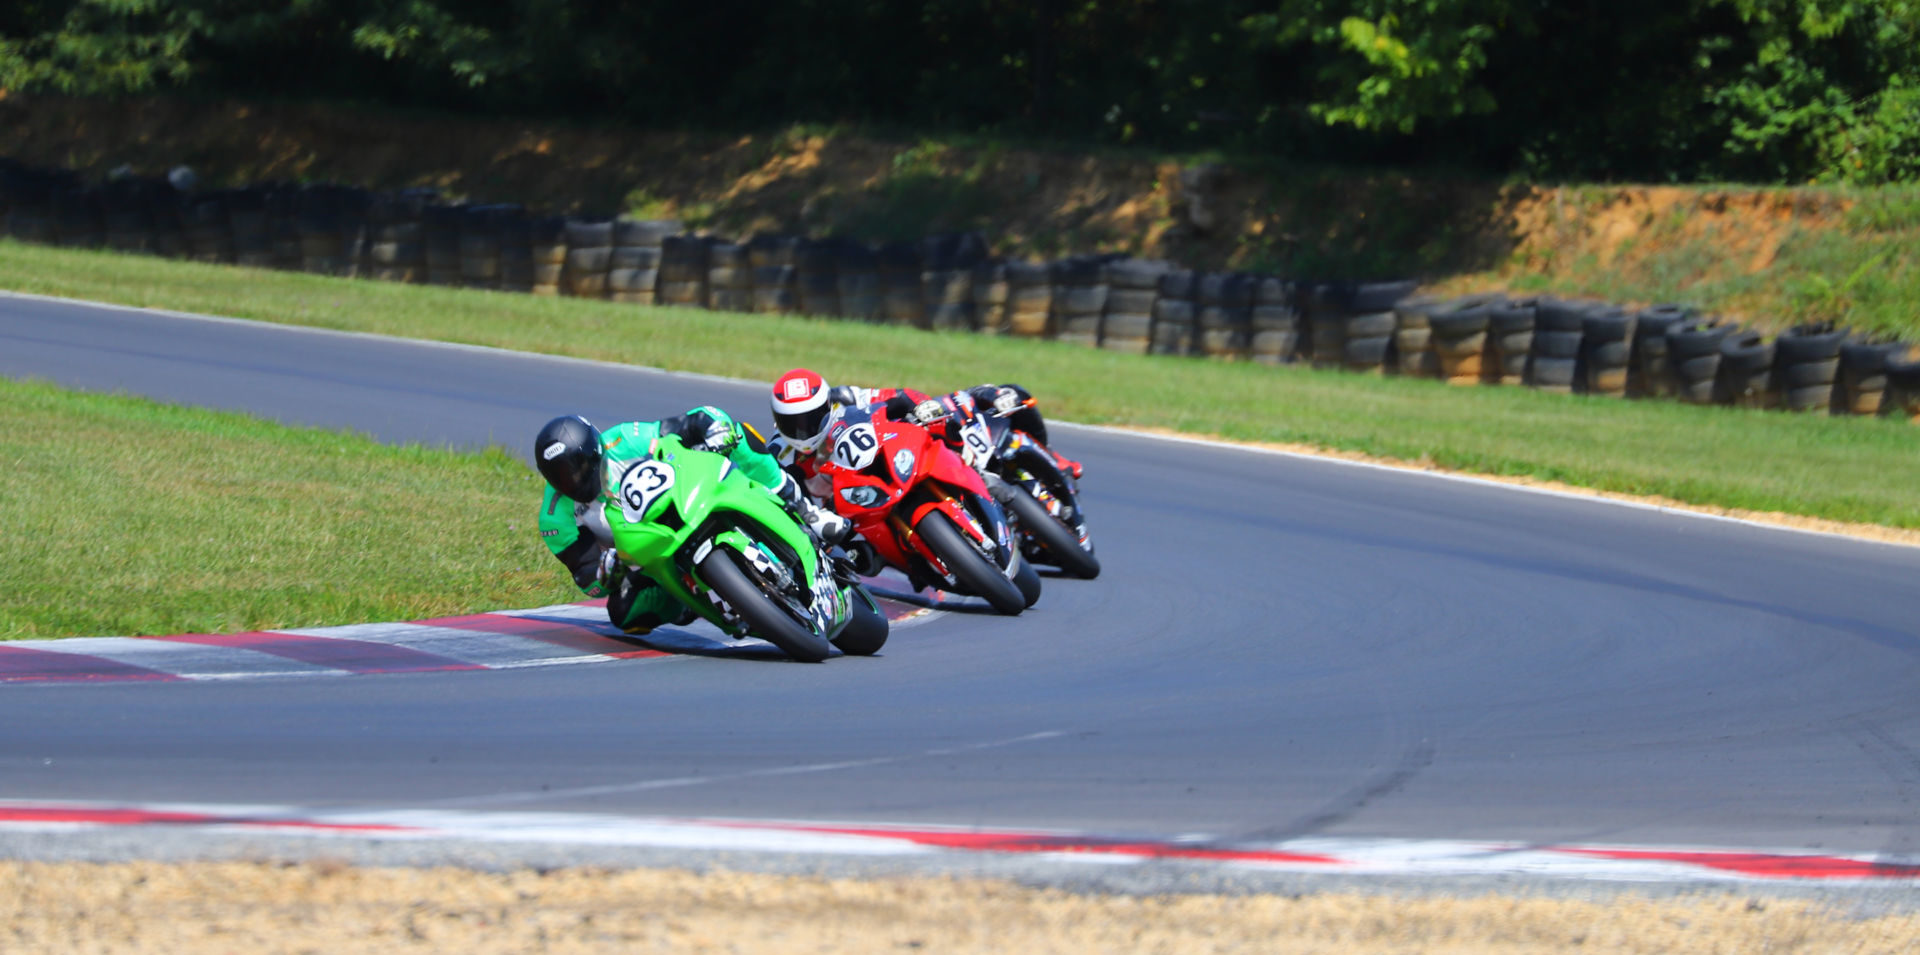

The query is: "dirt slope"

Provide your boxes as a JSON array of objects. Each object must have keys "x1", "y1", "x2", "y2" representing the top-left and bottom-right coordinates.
[{"x1": 0, "y1": 94, "x2": 1860, "y2": 302}]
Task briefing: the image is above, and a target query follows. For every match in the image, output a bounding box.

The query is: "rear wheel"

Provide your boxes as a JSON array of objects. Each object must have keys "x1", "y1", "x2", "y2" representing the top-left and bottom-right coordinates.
[
  {"x1": 698, "y1": 548, "x2": 832, "y2": 662},
  {"x1": 831, "y1": 586, "x2": 890, "y2": 656},
  {"x1": 915, "y1": 510, "x2": 1026, "y2": 615},
  {"x1": 1003, "y1": 485, "x2": 1100, "y2": 579}
]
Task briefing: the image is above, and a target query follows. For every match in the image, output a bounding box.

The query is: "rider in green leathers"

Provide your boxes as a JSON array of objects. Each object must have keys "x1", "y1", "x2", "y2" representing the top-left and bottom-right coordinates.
[{"x1": 533, "y1": 406, "x2": 849, "y2": 634}]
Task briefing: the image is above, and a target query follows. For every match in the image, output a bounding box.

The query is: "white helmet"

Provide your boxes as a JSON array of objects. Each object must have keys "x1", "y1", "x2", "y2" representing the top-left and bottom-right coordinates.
[{"x1": 770, "y1": 368, "x2": 832, "y2": 452}]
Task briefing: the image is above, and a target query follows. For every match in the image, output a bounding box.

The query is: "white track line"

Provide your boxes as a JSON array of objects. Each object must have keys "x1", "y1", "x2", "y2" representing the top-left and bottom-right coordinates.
[{"x1": 427, "y1": 730, "x2": 1069, "y2": 808}]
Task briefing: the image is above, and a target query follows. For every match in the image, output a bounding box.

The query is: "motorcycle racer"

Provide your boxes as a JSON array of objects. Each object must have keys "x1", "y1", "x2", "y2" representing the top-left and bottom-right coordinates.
[
  {"x1": 533, "y1": 407, "x2": 848, "y2": 634},
  {"x1": 766, "y1": 369, "x2": 1082, "y2": 492}
]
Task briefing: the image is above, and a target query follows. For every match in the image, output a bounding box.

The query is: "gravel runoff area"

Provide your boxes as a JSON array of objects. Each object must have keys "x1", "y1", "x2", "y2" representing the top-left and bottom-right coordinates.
[{"x1": 2, "y1": 831, "x2": 1918, "y2": 953}]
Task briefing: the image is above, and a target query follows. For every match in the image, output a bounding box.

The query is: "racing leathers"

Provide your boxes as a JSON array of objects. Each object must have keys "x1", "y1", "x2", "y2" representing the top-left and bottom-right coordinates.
[
  {"x1": 537, "y1": 406, "x2": 840, "y2": 633},
  {"x1": 769, "y1": 383, "x2": 1078, "y2": 495}
]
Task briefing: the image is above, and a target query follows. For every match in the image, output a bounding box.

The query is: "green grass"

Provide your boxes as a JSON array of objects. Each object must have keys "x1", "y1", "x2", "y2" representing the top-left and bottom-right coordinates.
[
  {"x1": 0, "y1": 376, "x2": 576, "y2": 639},
  {"x1": 2, "y1": 239, "x2": 1918, "y2": 539}
]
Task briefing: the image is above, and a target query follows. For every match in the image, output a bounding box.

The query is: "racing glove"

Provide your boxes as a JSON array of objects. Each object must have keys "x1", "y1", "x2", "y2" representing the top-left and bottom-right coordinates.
[
  {"x1": 596, "y1": 548, "x2": 623, "y2": 591},
  {"x1": 675, "y1": 408, "x2": 738, "y2": 454}
]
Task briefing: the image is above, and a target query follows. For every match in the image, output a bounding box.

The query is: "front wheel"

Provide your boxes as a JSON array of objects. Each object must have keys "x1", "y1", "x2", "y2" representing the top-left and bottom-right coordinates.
[
  {"x1": 699, "y1": 548, "x2": 832, "y2": 662},
  {"x1": 831, "y1": 586, "x2": 890, "y2": 656},
  {"x1": 915, "y1": 510, "x2": 1026, "y2": 615},
  {"x1": 1002, "y1": 485, "x2": 1100, "y2": 579},
  {"x1": 1011, "y1": 553, "x2": 1042, "y2": 608}
]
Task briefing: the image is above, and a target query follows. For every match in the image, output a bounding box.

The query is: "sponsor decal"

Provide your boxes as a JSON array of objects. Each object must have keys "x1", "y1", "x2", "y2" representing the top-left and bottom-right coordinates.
[
  {"x1": 783, "y1": 377, "x2": 814, "y2": 401},
  {"x1": 542, "y1": 441, "x2": 567, "y2": 461}
]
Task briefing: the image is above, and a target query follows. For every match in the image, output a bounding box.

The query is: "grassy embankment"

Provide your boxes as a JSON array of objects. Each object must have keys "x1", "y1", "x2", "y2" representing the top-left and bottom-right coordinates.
[
  {"x1": 1486, "y1": 184, "x2": 1920, "y2": 344},
  {"x1": 5, "y1": 235, "x2": 1918, "y2": 523},
  {"x1": 0, "y1": 376, "x2": 575, "y2": 639},
  {"x1": 7, "y1": 95, "x2": 1920, "y2": 338}
]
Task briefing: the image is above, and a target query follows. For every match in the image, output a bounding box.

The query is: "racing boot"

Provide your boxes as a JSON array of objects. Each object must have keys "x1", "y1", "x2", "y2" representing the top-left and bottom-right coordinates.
[
  {"x1": 1045, "y1": 445, "x2": 1083, "y2": 480},
  {"x1": 773, "y1": 472, "x2": 850, "y2": 545},
  {"x1": 608, "y1": 570, "x2": 696, "y2": 634},
  {"x1": 840, "y1": 538, "x2": 885, "y2": 578}
]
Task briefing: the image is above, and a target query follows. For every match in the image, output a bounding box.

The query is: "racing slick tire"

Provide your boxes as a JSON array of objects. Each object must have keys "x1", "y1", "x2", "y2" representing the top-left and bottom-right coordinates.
[
  {"x1": 699, "y1": 548, "x2": 833, "y2": 662},
  {"x1": 915, "y1": 510, "x2": 1027, "y2": 615},
  {"x1": 831, "y1": 586, "x2": 890, "y2": 656},
  {"x1": 1002, "y1": 485, "x2": 1100, "y2": 579},
  {"x1": 1012, "y1": 553, "x2": 1042, "y2": 608}
]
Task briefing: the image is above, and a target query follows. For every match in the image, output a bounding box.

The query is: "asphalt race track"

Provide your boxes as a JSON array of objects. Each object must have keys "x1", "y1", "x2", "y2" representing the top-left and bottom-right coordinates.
[{"x1": 5, "y1": 293, "x2": 1920, "y2": 867}]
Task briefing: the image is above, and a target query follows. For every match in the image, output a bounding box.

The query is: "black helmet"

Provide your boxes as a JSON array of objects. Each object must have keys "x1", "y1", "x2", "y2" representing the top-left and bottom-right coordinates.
[{"x1": 534, "y1": 415, "x2": 603, "y2": 503}]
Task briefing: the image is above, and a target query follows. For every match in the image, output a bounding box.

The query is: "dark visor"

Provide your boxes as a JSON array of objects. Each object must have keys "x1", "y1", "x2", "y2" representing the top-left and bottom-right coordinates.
[{"x1": 775, "y1": 403, "x2": 829, "y2": 441}]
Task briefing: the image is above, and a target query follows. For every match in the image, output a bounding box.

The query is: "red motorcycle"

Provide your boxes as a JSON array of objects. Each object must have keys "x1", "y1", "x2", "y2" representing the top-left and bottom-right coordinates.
[{"x1": 814, "y1": 404, "x2": 1040, "y2": 615}]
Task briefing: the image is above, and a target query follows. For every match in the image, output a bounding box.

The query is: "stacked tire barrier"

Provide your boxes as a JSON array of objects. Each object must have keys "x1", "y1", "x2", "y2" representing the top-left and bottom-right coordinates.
[
  {"x1": 459, "y1": 204, "x2": 518, "y2": 290},
  {"x1": 1887, "y1": 355, "x2": 1920, "y2": 421},
  {"x1": 835, "y1": 240, "x2": 883, "y2": 322},
  {"x1": 707, "y1": 240, "x2": 751, "y2": 313},
  {"x1": 365, "y1": 192, "x2": 427, "y2": 283},
  {"x1": 795, "y1": 238, "x2": 841, "y2": 317},
  {"x1": 1837, "y1": 340, "x2": 1908, "y2": 416},
  {"x1": 498, "y1": 211, "x2": 535, "y2": 294},
  {"x1": 1716, "y1": 328, "x2": 1775, "y2": 409},
  {"x1": 1, "y1": 161, "x2": 70, "y2": 244},
  {"x1": 1429, "y1": 300, "x2": 1492, "y2": 386},
  {"x1": 1301, "y1": 280, "x2": 1411, "y2": 372},
  {"x1": 1629, "y1": 304, "x2": 1693, "y2": 399},
  {"x1": 918, "y1": 233, "x2": 988, "y2": 332},
  {"x1": 1392, "y1": 297, "x2": 1440, "y2": 377},
  {"x1": 879, "y1": 241, "x2": 926, "y2": 328},
  {"x1": 1248, "y1": 276, "x2": 1298, "y2": 364},
  {"x1": 658, "y1": 235, "x2": 711, "y2": 308},
  {"x1": 971, "y1": 260, "x2": 1009, "y2": 334},
  {"x1": 562, "y1": 219, "x2": 614, "y2": 299},
  {"x1": 52, "y1": 186, "x2": 105, "y2": 250},
  {"x1": 1666, "y1": 319, "x2": 1732, "y2": 404},
  {"x1": 299, "y1": 185, "x2": 371, "y2": 277},
  {"x1": 1334, "y1": 288, "x2": 1399, "y2": 374},
  {"x1": 609, "y1": 218, "x2": 675, "y2": 305},
  {"x1": 5, "y1": 155, "x2": 1916, "y2": 424},
  {"x1": 1302, "y1": 285, "x2": 1347, "y2": 369},
  {"x1": 529, "y1": 217, "x2": 567, "y2": 295},
  {"x1": 747, "y1": 234, "x2": 799, "y2": 315},
  {"x1": 1528, "y1": 299, "x2": 1587, "y2": 394},
  {"x1": 422, "y1": 204, "x2": 462, "y2": 286},
  {"x1": 1097, "y1": 259, "x2": 1165, "y2": 353},
  {"x1": 1005, "y1": 262, "x2": 1052, "y2": 337},
  {"x1": 1485, "y1": 298, "x2": 1536, "y2": 385},
  {"x1": 101, "y1": 178, "x2": 165, "y2": 254},
  {"x1": 1580, "y1": 305, "x2": 1637, "y2": 397},
  {"x1": 182, "y1": 191, "x2": 233, "y2": 264},
  {"x1": 228, "y1": 189, "x2": 274, "y2": 269},
  {"x1": 1194, "y1": 272, "x2": 1253, "y2": 360},
  {"x1": 1051, "y1": 256, "x2": 1109, "y2": 348},
  {"x1": 1771, "y1": 323, "x2": 1847, "y2": 413},
  {"x1": 1151, "y1": 270, "x2": 1198, "y2": 355}
]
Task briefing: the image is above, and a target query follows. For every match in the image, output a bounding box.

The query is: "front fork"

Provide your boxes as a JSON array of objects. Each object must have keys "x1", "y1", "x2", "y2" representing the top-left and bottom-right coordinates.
[{"x1": 898, "y1": 483, "x2": 1012, "y2": 581}]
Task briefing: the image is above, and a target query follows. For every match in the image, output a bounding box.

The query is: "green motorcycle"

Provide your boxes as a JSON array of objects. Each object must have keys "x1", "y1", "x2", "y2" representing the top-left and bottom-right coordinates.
[{"x1": 606, "y1": 434, "x2": 889, "y2": 663}]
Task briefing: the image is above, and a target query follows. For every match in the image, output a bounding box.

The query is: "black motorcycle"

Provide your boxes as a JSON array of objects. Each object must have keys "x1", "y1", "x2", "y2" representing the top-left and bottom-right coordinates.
[{"x1": 952, "y1": 408, "x2": 1100, "y2": 579}]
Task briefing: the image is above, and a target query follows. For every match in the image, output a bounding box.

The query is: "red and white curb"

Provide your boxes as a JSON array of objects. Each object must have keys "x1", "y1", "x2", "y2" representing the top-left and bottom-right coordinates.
[
  {"x1": 1, "y1": 799, "x2": 1915, "y2": 883},
  {"x1": 0, "y1": 588, "x2": 935, "y2": 683}
]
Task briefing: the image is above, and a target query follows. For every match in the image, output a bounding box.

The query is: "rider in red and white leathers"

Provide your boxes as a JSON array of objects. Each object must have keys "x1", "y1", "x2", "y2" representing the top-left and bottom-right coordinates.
[{"x1": 764, "y1": 368, "x2": 1082, "y2": 500}]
